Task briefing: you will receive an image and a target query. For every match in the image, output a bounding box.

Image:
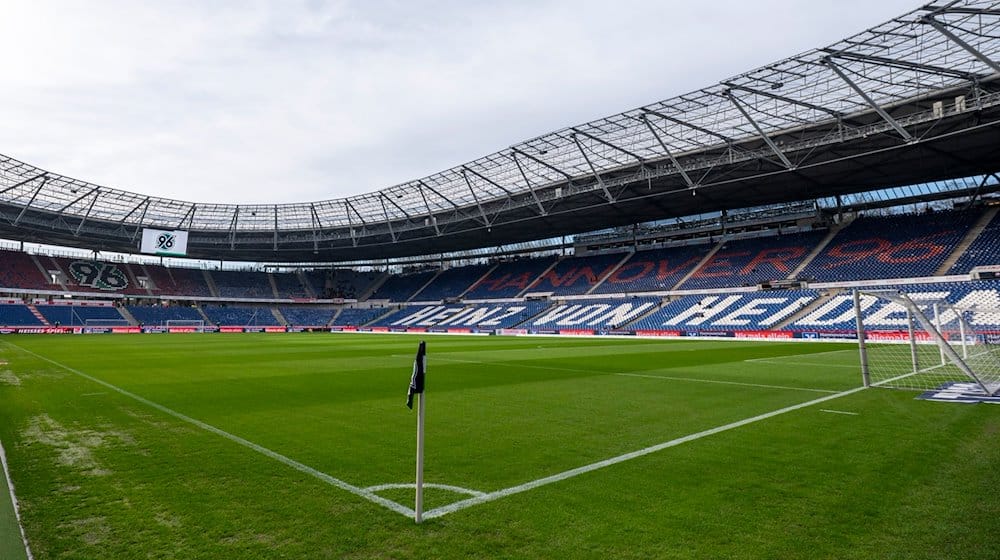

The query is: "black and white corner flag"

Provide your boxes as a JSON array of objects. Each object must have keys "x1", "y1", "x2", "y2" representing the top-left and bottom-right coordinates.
[{"x1": 406, "y1": 341, "x2": 426, "y2": 409}]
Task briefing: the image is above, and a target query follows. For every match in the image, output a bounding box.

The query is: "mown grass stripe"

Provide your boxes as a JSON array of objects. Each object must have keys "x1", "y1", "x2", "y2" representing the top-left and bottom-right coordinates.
[
  {"x1": 423, "y1": 384, "x2": 868, "y2": 519},
  {"x1": 2, "y1": 341, "x2": 415, "y2": 519}
]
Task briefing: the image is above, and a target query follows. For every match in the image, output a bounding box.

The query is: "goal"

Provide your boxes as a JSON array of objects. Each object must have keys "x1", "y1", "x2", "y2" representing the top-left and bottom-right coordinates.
[
  {"x1": 83, "y1": 318, "x2": 132, "y2": 328},
  {"x1": 165, "y1": 319, "x2": 206, "y2": 329},
  {"x1": 854, "y1": 289, "x2": 1000, "y2": 396}
]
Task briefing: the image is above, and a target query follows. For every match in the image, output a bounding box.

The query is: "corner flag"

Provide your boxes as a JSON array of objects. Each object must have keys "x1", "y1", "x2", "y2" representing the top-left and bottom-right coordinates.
[{"x1": 406, "y1": 341, "x2": 426, "y2": 409}]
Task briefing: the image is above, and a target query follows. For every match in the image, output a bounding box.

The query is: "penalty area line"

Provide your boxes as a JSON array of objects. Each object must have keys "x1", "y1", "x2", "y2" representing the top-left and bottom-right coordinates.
[
  {"x1": 2, "y1": 342, "x2": 415, "y2": 519},
  {"x1": 423, "y1": 383, "x2": 868, "y2": 520},
  {"x1": 615, "y1": 373, "x2": 839, "y2": 394}
]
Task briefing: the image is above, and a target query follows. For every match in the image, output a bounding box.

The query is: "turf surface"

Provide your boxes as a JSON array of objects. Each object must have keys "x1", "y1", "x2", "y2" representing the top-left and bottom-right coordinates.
[{"x1": 0, "y1": 333, "x2": 997, "y2": 559}]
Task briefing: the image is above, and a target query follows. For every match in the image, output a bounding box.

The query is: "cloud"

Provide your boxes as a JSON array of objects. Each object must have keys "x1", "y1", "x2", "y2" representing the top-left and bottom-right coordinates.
[{"x1": 0, "y1": 0, "x2": 922, "y2": 204}]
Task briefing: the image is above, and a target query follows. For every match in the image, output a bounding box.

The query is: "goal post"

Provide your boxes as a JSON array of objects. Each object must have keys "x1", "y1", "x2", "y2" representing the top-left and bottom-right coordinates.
[
  {"x1": 854, "y1": 289, "x2": 1000, "y2": 396},
  {"x1": 83, "y1": 318, "x2": 132, "y2": 327},
  {"x1": 164, "y1": 319, "x2": 206, "y2": 329}
]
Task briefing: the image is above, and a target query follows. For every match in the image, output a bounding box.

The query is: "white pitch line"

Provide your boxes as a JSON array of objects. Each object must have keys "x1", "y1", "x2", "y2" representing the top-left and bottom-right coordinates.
[
  {"x1": 422, "y1": 383, "x2": 868, "y2": 520},
  {"x1": 2, "y1": 342, "x2": 414, "y2": 519},
  {"x1": 615, "y1": 373, "x2": 839, "y2": 394},
  {"x1": 0, "y1": 437, "x2": 34, "y2": 560},
  {"x1": 365, "y1": 483, "x2": 486, "y2": 498},
  {"x1": 820, "y1": 409, "x2": 859, "y2": 416},
  {"x1": 745, "y1": 359, "x2": 858, "y2": 369}
]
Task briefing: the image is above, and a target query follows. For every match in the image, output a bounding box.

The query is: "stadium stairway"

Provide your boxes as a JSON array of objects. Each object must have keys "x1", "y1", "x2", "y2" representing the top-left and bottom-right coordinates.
[
  {"x1": 584, "y1": 251, "x2": 635, "y2": 295},
  {"x1": 203, "y1": 270, "x2": 221, "y2": 298},
  {"x1": 297, "y1": 270, "x2": 317, "y2": 299},
  {"x1": 515, "y1": 257, "x2": 563, "y2": 298},
  {"x1": 618, "y1": 297, "x2": 668, "y2": 330},
  {"x1": 935, "y1": 207, "x2": 999, "y2": 275},
  {"x1": 121, "y1": 263, "x2": 150, "y2": 297},
  {"x1": 25, "y1": 304, "x2": 50, "y2": 326},
  {"x1": 328, "y1": 307, "x2": 343, "y2": 326},
  {"x1": 270, "y1": 307, "x2": 287, "y2": 325},
  {"x1": 787, "y1": 224, "x2": 843, "y2": 280},
  {"x1": 195, "y1": 306, "x2": 213, "y2": 325},
  {"x1": 769, "y1": 288, "x2": 843, "y2": 331},
  {"x1": 267, "y1": 274, "x2": 281, "y2": 299},
  {"x1": 409, "y1": 271, "x2": 445, "y2": 302},
  {"x1": 458, "y1": 264, "x2": 498, "y2": 299},
  {"x1": 30, "y1": 254, "x2": 63, "y2": 290},
  {"x1": 672, "y1": 238, "x2": 726, "y2": 290},
  {"x1": 358, "y1": 272, "x2": 389, "y2": 301},
  {"x1": 118, "y1": 306, "x2": 140, "y2": 326}
]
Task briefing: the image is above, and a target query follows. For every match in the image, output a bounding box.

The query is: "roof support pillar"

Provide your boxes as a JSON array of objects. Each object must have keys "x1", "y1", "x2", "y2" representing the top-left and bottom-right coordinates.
[
  {"x1": 379, "y1": 195, "x2": 397, "y2": 242},
  {"x1": 461, "y1": 169, "x2": 491, "y2": 227},
  {"x1": 129, "y1": 198, "x2": 151, "y2": 242},
  {"x1": 724, "y1": 91, "x2": 794, "y2": 168},
  {"x1": 74, "y1": 189, "x2": 101, "y2": 236},
  {"x1": 640, "y1": 114, "x2": 695, "y2": 188},
  {"x1": 14, "y1": 175, "x2": 49, "y2": 225},
  {"x1": 344, "y1": 200, "x2": 358, "y2": 247},
  {"x1": 417, "y1": 185, "x2": 441, "y2": 235},
  {"x1": 509, "y1": 152, "x2": 547, "y2": 215},
  {"x1": 310, "y1": 203, "x2": 321, "y2": 252},
  {"x1": 922, "y1": 16, "x2": 1000, "y2": 75},
  {"x1": 229, "y1": 206, "x2": 240, "y2": 250},
  {"x1": 822, "y1": 57, "x2": 913, "y2": 142},
  {"x1": 0, "y1": 173, "x2": 47, "y2": 196},
  {"x1": 570, "y1": 133, "x2": 615, "y2": 202}
]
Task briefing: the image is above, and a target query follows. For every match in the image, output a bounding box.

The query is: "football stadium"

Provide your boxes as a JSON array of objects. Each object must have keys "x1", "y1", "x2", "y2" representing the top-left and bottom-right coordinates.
[{"x1": 2, "y1": 1, "x2": 1000, "y2": 558}]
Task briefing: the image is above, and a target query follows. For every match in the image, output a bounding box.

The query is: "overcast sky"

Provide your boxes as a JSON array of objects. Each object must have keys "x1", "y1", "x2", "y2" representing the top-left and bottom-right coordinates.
[{"x1": 0, "y1": 0, "x2": 922, "y2": 205}]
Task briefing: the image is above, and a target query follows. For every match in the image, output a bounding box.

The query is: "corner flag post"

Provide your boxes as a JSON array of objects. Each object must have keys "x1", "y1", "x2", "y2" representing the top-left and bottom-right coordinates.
[
  {"x1": 406, "y1": 341, "x2": 427, "y2": 523},
  {"x1": 415, "y1": 384, "x2": 426, "y2": 523}
]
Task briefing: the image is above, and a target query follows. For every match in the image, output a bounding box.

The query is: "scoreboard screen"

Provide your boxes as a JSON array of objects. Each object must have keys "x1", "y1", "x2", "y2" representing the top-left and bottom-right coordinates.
[{"x1": 140, "y1": 228, "x2": 189, "y2": 256}]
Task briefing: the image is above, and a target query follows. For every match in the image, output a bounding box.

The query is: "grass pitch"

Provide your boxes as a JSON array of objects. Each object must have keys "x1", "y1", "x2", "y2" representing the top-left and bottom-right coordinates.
[{"x1": 0, "y1": 333, "x2": 998, "y2": 559}]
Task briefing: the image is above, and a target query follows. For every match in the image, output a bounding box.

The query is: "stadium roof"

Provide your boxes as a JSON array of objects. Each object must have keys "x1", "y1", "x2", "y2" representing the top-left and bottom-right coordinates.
[{"x1": 1, "y1": 0, "x2": 999, "y2": 262}]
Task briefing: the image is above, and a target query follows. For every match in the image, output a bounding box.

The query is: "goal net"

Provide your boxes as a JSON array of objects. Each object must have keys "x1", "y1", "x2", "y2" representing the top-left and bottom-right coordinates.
[
  {"x1": 854, "y1": 289, "x2": 1000, "y2": 396},
  {"x1": 165, "y1": 320, "x2": 206, "y2": 328}
]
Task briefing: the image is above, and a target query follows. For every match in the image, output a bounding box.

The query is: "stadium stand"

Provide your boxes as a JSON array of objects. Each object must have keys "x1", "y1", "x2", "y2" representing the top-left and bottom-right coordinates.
[
  {"x1": 333, "y1": 307, "x2": 392, "y2": 327},
  {"x1": 630, "y1": 291, "x2": 818, "y2": 332},
  {"x1": 35, "y1": 305, "x2": 128, "y2": 326},
  {"x1": 202, "y1": 305, "x2": 281, "y2": 326},
  {"x1": 949, "y1": 210, "x2": 1000, "y2": 273},
  {"x1": 211, "y1": 270, "x2": 274, "y2": 299},
  {"x1": 0, "y1": 250, "x2": 51, "y2": 291},
  {"x1": 0, "y1": 304, "x2": 44, "y2": 326},
  {"x1": 127, "y1": 305, "x2": 204, "y2": 326},
  {"x1": 302, "y1": 269, "x2": 329, "y2": 298},
  {"x1": 463, "y1": 257, "x2": 558, "y2": 299},
  {"x1": 789, "y1": 281, "x2": 1000, "y2": 332},
  {"x1": 526, "y1": 297, "x2": 660, "y2": 331},
  {"x1": 421, "y1": 301, "x2": 551, "y2": 329},
  {"x1": 279, "y1": 306, "x2": 336, "y2": 326},
  {"x1": 142, "y1": 265, "x2": 212, "y2": 298},
  {"x1": 369, "y1": 270, "x2": 436, "y2": 302},
  {"x1": 525, "y1": 253, "x2": 626, "y2": 295},
  {"x1": 680, "y1": 231, "x2": 827, "y2": 289},
  {"x1": 271, "y1": 272, "x2": 310, "y2": 299},
  {"x1": 47, "y1": 256, "x2": 148, "y2": 296},
  {"x1": 412, "y1": 264, "x2": 493, "y2": 301},
  {"x1": 797, "y1": 211, "x2": 974, "y2": 282},
  {"x1": 329, "y1": 269, "x2": 381, "y2": 300},
  {"x1": 370, "y1": 302, "x2": 551, "y2": 330},
  {"x1": 593, "y1": 245, "x2": 708, "y2": 294}
]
